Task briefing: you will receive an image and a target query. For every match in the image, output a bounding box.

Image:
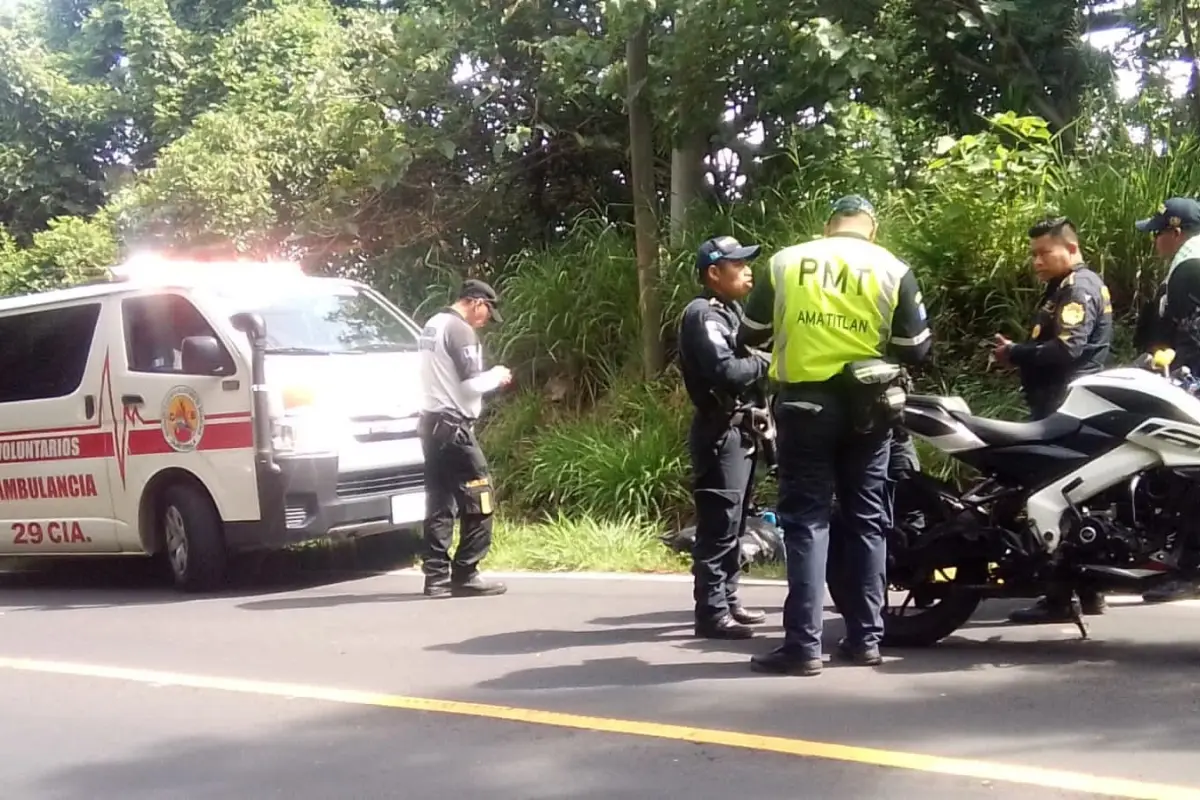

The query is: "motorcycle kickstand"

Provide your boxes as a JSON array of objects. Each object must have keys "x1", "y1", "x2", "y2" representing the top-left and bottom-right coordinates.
[{"x1": 1069, "y1": 592, "x2": 1089, "y2": 641}]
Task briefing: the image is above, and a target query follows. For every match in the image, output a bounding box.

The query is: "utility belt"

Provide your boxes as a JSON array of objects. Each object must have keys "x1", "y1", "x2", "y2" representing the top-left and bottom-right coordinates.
[
  {"x1": 420, "y1": 408, "x2": 477, "y2": 438},
  {"x1": 839, "y1": 359, "x2": 908, "y2": 434},
  {"x1": 696, "y1": 399, "x2": 777, "y2": 460}
]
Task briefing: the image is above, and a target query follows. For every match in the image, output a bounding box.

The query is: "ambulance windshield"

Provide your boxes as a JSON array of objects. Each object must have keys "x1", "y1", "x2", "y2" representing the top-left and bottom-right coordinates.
[{"x1": 216, "y1": 283, "x2": 420, "y2": 355}]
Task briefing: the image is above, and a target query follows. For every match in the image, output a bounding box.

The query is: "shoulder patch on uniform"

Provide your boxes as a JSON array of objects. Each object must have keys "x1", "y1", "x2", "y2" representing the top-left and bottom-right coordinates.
[
  {"x1": 704, "y1": 319, "x2": 729, "y2": 345},
  {"x1": 1060, "y1": 301, "x2": 1085, "y2": 327}
]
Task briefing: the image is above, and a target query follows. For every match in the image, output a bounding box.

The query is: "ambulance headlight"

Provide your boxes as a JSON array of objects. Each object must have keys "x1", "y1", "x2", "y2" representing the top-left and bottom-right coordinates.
[{"x1": 271, "y1": 412, "x2": 339, "y2": 457}]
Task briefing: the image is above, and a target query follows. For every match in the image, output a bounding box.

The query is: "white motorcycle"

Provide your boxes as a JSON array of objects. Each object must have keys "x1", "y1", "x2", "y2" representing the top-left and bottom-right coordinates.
[{"x1": 856, "y1": 349, "x2": 1200, "y2": 647}]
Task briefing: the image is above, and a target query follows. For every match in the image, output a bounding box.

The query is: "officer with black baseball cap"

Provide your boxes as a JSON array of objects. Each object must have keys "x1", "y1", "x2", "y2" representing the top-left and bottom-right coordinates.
[
  {"x1": 677, "y1": 235, "x2": 771, "y2": 639},
  {"x1": 1134, "y1": 197, "x2": 1200, "y2": 604},
  {"x1": 417, "y1": 278, "x2": 510, "y2": 597}
]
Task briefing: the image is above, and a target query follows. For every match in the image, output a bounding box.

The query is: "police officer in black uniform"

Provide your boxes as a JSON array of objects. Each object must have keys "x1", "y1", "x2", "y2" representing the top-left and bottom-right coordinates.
[
  {"x1": 993, "y1": 216, "x2": 1114, "y2": 623},
  {"x1": 1133, "y1": 197, "x2": 1200, "y2": 604},
  {"x1": 677, "y1": 236, "x2": 771, "y2": 639}
]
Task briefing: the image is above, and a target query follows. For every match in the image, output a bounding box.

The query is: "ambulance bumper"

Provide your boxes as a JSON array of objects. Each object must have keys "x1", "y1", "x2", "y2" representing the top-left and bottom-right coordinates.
[{"x1": 223, "y1": 455, "x2": 427, "y2": 550}]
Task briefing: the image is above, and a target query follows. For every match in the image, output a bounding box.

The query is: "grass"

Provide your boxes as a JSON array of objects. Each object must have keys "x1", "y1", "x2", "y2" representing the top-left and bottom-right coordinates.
[
  {"x1": 482, "y1": 513, "x2": 789, "y2": 579},
  {"x1": 484, "y1": 512, "x2": 691, "y2": 574}
]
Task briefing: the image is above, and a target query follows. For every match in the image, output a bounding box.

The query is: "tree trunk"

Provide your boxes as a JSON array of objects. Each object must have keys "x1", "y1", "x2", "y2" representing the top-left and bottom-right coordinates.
[
  {"x1": 1178, "y1": 0, "x2": 1200, "y2": 130},
  {"x1": 627, "y1": 14, "x2": 664, "y2": 378},
  {"x1": 669, "y1": 127, "x2": 706, "y2": 248}
]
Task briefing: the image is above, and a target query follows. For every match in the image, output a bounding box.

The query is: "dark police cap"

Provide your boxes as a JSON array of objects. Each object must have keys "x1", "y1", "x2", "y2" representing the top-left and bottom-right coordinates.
[
  {"x1": 695, "y1": 236, "x2": 761, "y2": 273},
  {"x1": 1135, "y1": 197, "x2": 1200, "y2": 234},
  {"x1": 829, "y1": 194, "x2": 876, "y2": 220},
  {"x1": 459, "y1": 278, "x2": 503, "y2": 322}
]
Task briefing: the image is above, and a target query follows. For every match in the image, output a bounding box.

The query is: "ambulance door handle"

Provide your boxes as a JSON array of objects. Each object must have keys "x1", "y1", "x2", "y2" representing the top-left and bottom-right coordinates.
[
  {"x1": 121, "y1": 394, "x2": 145, "y2": 407},
  {"x1": 84, "y1": 395, "x2": 96, "y2": 419}
]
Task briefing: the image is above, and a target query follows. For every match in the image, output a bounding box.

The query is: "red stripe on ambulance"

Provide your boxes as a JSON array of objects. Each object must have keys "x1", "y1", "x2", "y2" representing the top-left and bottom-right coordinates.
[
  {"x1": 126, "y1": 420, "x2": 254, "y2": 456},
  {"x1": 0, "y1": 420, "x2": 254, "y2": 464},
  {"x1": 0, "y1": 432, "x2": 113, "y2": 464}
]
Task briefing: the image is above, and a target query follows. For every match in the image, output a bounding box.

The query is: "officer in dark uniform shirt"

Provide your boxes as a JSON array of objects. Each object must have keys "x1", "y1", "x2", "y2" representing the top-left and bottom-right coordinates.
[
  {"x1": 677, "y1": 236, "x2": 772, "y2": 640},
  {"x1": 1133, "y1": 197, "x2": 1200, "y2": 372},
  {"x1": 994, "y1": 217, "x2": 1113, "y2": 420},
  {"x1": 993, "y1": 216, "x2": 1113, "y2": 623},
  {"x1": 1132, "y1": 197, "x2": 1200, "y2": 604}
]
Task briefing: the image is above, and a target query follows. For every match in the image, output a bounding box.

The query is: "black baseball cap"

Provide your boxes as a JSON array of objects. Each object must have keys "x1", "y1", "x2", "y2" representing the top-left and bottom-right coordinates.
[
  {"x1": 829, "y1": 194, "x2": 877, "y2": 220},
  {"x1": 459, "y1": 278, "x2": 502, "y2": 322},
  {"x1": 695, "y1": 236, "x2": 761, "y2": 273},
  {"x1": 1135, "y1": 197, "x2": 1200, "y2": 234}
]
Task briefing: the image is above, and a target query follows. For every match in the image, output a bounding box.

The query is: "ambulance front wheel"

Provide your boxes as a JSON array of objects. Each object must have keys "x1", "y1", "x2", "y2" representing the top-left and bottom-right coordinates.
[{"x1": 161, "y1": 482, "x2": 228, "y2": 592}]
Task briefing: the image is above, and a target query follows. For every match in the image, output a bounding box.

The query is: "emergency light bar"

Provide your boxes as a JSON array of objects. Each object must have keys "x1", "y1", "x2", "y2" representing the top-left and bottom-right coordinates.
[{"x1": 108, "y1": 256, "x2": 306, "y2": 285}]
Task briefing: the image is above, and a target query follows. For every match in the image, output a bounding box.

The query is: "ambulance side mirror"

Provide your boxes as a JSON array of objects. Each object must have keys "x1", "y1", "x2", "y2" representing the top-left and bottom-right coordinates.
[
  {"x1": 231, "y1": 312, "x2": 266, "y2": 340},
  {"x1": 181, "y1": 336, "x2": 230, "y2": 375}
]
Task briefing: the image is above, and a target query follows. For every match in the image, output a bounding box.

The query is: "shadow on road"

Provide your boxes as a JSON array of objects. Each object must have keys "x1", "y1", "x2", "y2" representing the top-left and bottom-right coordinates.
[
  {"x1": 425, "y1": 604, "x2": 824, "y2": 673},
  {"x1": 237, "y1": 591, "x2": 430, "y2": 611},
  {"x1": 879, "y1": 634, "x2": 1200, "y2": 674},
  {"x1": 25, "y1": 703, "x2": 1077, "y2": 800},
  {"x1": 0, "y1": 531, "x2": 421, "y2": 610}
]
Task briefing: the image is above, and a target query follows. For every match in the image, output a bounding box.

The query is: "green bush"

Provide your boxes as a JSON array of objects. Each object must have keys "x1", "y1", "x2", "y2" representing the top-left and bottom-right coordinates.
[{"x1": 482, "y1": 375, "x2": 694, "y2": 526}]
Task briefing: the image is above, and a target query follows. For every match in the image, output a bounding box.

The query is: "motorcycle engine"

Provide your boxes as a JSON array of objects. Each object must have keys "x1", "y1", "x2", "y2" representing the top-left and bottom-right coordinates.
[
  {"x1": 1062, "y1": 511, "x2": 1146, "y2": 564},
  {"x1": 1064, "y1": 469, "x2": 1198, "y2": 568}
]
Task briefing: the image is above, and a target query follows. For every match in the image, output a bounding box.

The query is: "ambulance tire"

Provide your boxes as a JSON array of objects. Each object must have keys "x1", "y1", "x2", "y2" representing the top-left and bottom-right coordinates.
[{"x1": 161, "y1": 482, "x2": 228, "y2": 592}]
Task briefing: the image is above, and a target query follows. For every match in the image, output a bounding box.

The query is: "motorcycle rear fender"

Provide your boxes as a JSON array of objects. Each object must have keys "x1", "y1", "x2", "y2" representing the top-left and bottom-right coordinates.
[{"x1": 901, "y1": 399, "x2": 987, "y2": 454}]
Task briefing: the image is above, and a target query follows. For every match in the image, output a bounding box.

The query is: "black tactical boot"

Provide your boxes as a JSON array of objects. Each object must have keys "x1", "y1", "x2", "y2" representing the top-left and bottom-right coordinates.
[
  {"x1": 749, "y1": 646, "x2": 823, "y2": 676},
  {"x1": 835, "y1": 638, "x2": 883, "y2": 666},
  {"x1": 449, "y1": 574, "x2": 508, "y2": 597},
  {"x1": 695, "y1": 613, "x2": 755, "y2": 640},
  {"x1": 730, "y1": 604, "x2": 767, "y2": 625},
  {"x1": 1142, "y1": 579, "x2": 1200, "y2": 604}
]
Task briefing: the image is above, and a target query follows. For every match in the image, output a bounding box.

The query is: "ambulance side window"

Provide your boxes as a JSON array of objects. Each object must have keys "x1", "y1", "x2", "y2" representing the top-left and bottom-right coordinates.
[
  {"x1": 122, "y1": 294, "x2": 235, "y2": 375},
  {"x1": 0, "y1": 303, "x2": 102, "y2": 404}
]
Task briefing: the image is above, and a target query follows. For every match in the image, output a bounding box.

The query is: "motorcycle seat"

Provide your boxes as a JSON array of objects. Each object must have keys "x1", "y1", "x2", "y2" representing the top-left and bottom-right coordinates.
[
  {"x1": 907, "y1": 394, "x2": 971, "y2": 414},
  {"x1": 948, "y1": 411, "x2": 1081, "y2": 446}
]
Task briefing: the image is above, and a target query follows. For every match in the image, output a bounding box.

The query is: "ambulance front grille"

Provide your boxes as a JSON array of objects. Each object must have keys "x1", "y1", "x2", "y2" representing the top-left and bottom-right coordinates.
[
  {"x1": 285, "y1": 505, "x2": 309, "y2": 529},
  {"x1": 336, "y1": 465, "x2": 424, "y2": 499}
]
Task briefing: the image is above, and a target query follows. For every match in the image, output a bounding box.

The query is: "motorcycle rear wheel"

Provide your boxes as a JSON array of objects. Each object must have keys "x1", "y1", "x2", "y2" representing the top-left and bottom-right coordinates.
[
  {"x1": 829, "y1": 561, "x2": 986, "y2": 648},
  {"x1": 880, "y1": 561, "x2": 986, "y2": 647}
]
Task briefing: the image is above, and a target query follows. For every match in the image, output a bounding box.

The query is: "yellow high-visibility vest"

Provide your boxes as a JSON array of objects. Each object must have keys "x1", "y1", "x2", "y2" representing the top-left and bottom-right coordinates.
[{"x1": 766, "y1": 235, "x2": 912, "y2": 383}]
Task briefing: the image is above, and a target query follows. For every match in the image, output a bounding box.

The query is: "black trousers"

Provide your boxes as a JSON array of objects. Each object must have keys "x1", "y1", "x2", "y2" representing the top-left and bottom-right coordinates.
[
  {"x1": 418, "y1": 411, "x2": 495, "y2": 584},
  {"x1": 774, "y1": 392, "x2": 892, "y2": 658},
  {"x1": 688, "y1": 414, "x2": 756, "y2": 622}
]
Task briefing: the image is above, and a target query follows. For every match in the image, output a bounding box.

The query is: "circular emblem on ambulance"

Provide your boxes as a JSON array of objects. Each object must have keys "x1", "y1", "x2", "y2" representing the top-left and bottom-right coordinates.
[{"x1": 161, "y1": 386, "x2": 205, "y2": 453}]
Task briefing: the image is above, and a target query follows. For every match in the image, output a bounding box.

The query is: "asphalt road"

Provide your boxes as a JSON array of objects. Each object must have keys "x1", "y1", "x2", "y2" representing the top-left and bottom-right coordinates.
[{"x1": 2, "y1": 556, "x2": 1200, "y2": 799}]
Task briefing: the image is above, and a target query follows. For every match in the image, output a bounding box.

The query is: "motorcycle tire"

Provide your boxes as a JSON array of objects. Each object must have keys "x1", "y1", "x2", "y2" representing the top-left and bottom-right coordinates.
[
  {"x1": 826, "y1": 524, "x2": 984, "y2": 647},
  {"x1": 878, "y1": 561, "x2": 986, "y2": 648}
]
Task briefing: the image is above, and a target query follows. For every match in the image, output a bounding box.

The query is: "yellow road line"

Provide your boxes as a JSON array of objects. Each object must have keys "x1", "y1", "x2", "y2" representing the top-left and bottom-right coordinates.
[{"x1": 0, "y1": 656, "x2": 1195, "y2": 800}]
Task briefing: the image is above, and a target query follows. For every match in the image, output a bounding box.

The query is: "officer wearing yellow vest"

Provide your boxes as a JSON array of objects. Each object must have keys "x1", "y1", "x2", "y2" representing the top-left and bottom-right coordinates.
[{"x1": 739, "y1": 195, "x2": 932, "y2": 676}]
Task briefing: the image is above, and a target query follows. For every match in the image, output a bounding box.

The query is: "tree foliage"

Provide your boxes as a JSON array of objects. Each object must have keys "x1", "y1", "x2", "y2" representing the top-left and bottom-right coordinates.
[{"x1": 6, "y1": 0, "x2": 1200, "y2": 523}]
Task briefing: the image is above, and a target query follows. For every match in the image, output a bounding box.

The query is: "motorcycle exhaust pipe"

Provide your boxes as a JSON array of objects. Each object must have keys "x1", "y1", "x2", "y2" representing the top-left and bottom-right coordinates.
[{"x1": 1077, "y1": 564, "x2": 1174, "y2": 590}]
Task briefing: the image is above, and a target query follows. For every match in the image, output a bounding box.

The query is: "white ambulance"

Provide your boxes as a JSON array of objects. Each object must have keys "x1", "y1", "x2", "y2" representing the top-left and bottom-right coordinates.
[{"x1": 0, "y1": 258, "x2": 429, "y2": 591}]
